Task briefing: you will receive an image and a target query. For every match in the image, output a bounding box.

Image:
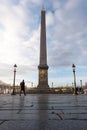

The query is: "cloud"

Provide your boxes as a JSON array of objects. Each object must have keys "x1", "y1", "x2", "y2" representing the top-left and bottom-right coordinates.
[
  {"x1": 0, "y1": 0, "x2": 38, "y2": 65},
  {"x1": 0, "y1": 0, "x2": 40, "y2": 84},
  {"x1": 46, "y1": 11, "x2": 55, "y2": 26},
  {"x1": 0, "y1": 0, "x2": 87, "y2": 86},
  {"x1": 46, "y1": 0, "x2": 87, "y2": 67},
  {"x1": 65, "y1": 0, "x2": 80, "y2": 10}
]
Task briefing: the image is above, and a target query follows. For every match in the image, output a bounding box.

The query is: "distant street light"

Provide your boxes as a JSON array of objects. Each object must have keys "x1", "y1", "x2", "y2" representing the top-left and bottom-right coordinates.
[
  {"x1": 72, "y1": 64, "x2": 77, "y2": 95},
  {"x1": 80, "y1": 80, "x2": 82, "y2": 88},
  {"x1": 11, "y1": 64, "x2": 17, "y2": 95},
  {"x1": 28, "y1": 81, "x2": 33, "y2": 87},
  {"x1": 80, "y1": 80, "x2": 82, "y2": 93},
  {"x1": 52, "y1": 82, "x2": 53, "y2": 88},
  {"x1": 31, "y1": 82, "x2": 33, "y2": 87},
  {"x1": 72, "y1": 82, "x2": 74, "y2": 86}
]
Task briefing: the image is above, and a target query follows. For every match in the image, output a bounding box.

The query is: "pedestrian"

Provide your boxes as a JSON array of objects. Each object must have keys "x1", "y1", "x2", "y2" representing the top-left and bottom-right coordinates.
[{"x1": 20, "y1": 80, "x2": 26, "y2": 96}]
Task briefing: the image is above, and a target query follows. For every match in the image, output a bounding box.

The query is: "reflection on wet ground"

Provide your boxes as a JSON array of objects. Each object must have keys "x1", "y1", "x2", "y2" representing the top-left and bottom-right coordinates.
[{"x1": 0, "y1": 94, "x2": 87, "y2": 130}]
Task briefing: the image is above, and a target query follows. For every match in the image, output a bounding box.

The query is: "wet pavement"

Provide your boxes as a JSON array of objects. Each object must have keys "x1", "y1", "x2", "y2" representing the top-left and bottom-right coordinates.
[{"x1": 0, "y1": 94, "x2": 87, "y2": 130}]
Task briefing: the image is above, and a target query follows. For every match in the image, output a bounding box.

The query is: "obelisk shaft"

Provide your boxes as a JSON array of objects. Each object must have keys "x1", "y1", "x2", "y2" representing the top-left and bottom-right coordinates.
[
  {"x1": 38, "y1": 7, "x2": 49, "y2": 89},
  {"x1": 40, "y1": 7, "x2": 47, "y2": 65}
]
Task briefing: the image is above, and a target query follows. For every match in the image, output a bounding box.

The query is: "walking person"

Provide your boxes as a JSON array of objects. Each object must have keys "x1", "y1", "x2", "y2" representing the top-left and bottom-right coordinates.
[{"x1": 20, "y1": 80, "x2": 26, "y2": 96}]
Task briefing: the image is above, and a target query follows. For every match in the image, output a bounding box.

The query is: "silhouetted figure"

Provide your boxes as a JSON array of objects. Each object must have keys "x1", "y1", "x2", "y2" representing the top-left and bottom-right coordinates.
[{"x1": 20, "y1": 80, "x2": 26, "y2": 96}]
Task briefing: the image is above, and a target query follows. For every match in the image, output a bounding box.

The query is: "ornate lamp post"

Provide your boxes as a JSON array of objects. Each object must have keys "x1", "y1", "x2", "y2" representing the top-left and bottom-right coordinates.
[
  {"x1": 72, "y1": 64, "x2": 77, "y2": 95},
  {"x1": 11, "y1": 64, "x2": 17, "y2": 95}
]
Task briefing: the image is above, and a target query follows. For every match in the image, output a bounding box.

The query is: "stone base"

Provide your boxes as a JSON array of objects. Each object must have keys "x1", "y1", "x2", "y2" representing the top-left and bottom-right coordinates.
[
  {"x1": 37, "y1": 88, "x2": 50, "y2": 93},
  {"x1": 28, "y1": 87, "x2": 54, "y2": 94}
]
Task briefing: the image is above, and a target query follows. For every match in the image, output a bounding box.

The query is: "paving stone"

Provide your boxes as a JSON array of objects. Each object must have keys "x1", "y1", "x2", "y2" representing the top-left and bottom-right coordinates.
[{"x1": 0, "y1": 94, "x2": 87, "y2": 129}]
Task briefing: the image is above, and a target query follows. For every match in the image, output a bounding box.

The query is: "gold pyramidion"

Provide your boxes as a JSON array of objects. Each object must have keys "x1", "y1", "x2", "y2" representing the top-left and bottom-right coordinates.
[{"x1": 42, "y1": 5, "x2": 45, "y2": 11}]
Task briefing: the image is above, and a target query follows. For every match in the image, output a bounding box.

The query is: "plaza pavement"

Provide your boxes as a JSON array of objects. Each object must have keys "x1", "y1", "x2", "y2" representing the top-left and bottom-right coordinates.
[{"x1": 0, "y1": 94, "x2": 87, "y2": 130}]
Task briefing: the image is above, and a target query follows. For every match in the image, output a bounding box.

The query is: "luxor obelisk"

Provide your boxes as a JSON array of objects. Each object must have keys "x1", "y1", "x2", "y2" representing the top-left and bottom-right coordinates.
[{"x1": 37, "y1": 6, "x2": 49, "y2": 91}]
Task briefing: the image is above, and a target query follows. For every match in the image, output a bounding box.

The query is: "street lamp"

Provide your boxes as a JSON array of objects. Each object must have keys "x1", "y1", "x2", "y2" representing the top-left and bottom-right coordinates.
[
  {"x1": 80, "y1": 80, "x2": 82, "y2": 93},
  {"x1": 31, "y1": 82, "x2": 33, "y2": 87},
  {"x1": 52, "y1": 82, "x2": 53, "y2": 88},
  {"x1": 72, "y1": 64, "x2": 77, "y2": 95},
  {"x1": 80, "y1": 80, "x2": 82, "y2": 88},
  {"x1": 72, "y1": 82, "x2": 74, "y2": 86},
  {"x1": 11, "y1": 64, "x2": 17, "y2": 95}
]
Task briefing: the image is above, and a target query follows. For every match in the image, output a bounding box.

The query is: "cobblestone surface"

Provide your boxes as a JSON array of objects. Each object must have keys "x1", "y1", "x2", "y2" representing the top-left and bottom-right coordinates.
[{"x1": 0, "y1": 94, "x2": 87, "y2": 130}]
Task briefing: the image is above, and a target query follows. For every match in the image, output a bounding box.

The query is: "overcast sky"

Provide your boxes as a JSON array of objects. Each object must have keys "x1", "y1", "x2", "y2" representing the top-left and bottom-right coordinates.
[{"x1": 0, "y1": 0, "x2": 87, "y2": 87}]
